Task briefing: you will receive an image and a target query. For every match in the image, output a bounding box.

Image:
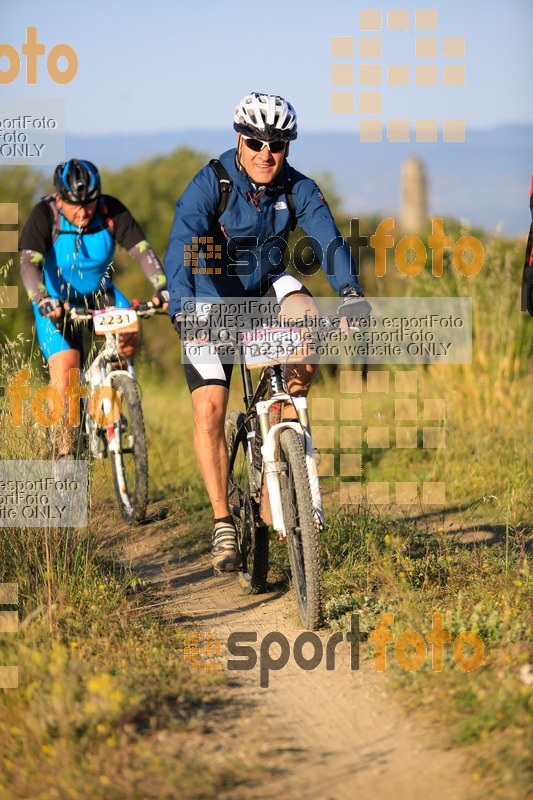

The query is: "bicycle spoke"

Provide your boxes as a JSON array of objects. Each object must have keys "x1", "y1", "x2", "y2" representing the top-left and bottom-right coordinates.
[
  {"x1": 279, "y1": 428, "x2": 322, "y2": 630},
  {"x1": 225, "y1": 410, "x2": 269, "y2": 594}
]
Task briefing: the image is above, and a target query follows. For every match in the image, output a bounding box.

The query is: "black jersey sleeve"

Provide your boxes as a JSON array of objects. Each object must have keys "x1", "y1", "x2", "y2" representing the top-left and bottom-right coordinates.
[
  {"x1": 103, "y1": 195, "x2": 146, "y2": 250},
  {"x1": 18, "y1": 200, "x2": 54, "y2": 254}
]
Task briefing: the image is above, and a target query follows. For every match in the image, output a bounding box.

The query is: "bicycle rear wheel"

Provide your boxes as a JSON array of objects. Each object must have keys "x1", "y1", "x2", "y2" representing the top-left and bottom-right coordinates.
[
  {"x1": 225, "y1": 410, "x2": 269, "y2": 594},
  {"x1": 109, "y1": 372, "x2": 148, "y2": 523},
  {"x1": 279, "y1": 427, "x2": 322, "y2": 630}
]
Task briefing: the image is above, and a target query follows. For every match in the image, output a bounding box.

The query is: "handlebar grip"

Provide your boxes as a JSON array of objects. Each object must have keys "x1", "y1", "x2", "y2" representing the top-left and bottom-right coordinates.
[
  {"x1": 132, "y1": 299, "x2": 152, "y2": 312},
  {"x1": 132, "y1": 299, "x2": 168, "y2": 316}
]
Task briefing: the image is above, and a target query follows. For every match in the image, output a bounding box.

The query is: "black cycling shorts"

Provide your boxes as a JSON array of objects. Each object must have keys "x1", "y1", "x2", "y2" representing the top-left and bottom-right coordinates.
[{"x1": 183, "y1": 274, "x2": 312, "y2": 393}]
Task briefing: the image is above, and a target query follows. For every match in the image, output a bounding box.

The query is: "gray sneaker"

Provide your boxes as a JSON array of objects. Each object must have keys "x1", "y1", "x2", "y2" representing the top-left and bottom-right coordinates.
[{"x1": 211, "y1": 521, "x2": 241, "y2": 572}]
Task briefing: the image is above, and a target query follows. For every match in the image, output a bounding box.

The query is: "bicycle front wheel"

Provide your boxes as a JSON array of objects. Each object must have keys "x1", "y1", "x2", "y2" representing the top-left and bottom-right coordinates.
[
  {"x1": 109, "y1": 372, "x2": 148, "y2": 523},
  {"x1": 279, "y1": 428, "x2": 322, "y2": 630},
  {"x1": 225, "y1": 410, "x2": 269, "y2": 594}
]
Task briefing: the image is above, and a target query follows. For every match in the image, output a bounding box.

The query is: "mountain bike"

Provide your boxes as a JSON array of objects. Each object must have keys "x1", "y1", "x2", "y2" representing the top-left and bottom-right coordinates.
[
  {"x1": 211, "y1": 322, "x2": 327, "y2": 630},
  {"x1": 65, "y1": 301, "x2": 163, "y2": 523}
]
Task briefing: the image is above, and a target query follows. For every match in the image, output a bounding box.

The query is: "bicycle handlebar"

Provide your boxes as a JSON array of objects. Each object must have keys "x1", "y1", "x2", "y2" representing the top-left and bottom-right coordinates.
[{"x1": 65, "y1": 300, "x2": 167, "y2": 322}]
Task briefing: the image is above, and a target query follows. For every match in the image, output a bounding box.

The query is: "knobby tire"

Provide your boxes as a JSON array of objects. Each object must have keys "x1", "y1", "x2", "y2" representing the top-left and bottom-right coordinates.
[
  {"x1": 109, "y1": 372, "x2": 148, "y2": 523},
  {"x1": 279, "y1": 427, "x2": 322, "y2": 630},
  {"x1": 225, "y1": 410, "x2": 269, "y2": 594}
]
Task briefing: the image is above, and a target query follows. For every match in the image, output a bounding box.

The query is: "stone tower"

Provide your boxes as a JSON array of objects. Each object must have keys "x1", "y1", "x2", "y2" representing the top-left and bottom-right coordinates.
[{"x1": 400, "y1": 156, "x2": 427, "y2": 233}]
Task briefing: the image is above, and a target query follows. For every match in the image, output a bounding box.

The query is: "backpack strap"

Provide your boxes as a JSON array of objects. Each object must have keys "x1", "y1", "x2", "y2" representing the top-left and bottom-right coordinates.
[
  {"x1": 284, "y1": 167, "x2": 297, "y2": 232},
  {"x1": 209, "y1": 158, "x2": 297, "y2": 232},
  {"x1": 42, "y1": 194, "x2": 63, "y2": 244},
  {"x1": 99, "y1": 197, "x2": 115, "y2": 236},
  {"x1": 44, "y1": 194, "x2": 115, "y2": 239},
  {"x1": 209, "y1": 158, "x2": 233, "y2": 217}
]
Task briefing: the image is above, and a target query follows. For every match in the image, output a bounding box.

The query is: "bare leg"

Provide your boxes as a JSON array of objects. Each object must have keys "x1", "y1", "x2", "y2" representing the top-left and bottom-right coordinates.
[
  {"x1": 48, "y1": 349, "x2": 81, "y2": 456},
  {"x1": 191, "y1": 384, "x2": 241, "y2": 570},
  {"x1": 279, "y1": 293, "x2": 320, "y2": 419},
  {"x1": 191, "y1": 384, "x2": 231, "y2": 518}
]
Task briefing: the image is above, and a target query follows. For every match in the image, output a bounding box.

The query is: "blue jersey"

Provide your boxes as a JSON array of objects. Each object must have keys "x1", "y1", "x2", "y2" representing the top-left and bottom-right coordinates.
[
  {"x1": 19, "y1": 194, "x2": 167, "y2": 360},
  {"x1": 19, "y1": 194, "x2": 166, "y2": 305},
  {"x1": 164, "y1": 148, "x2": 361, "y2": 318},
  {"x1": 42, "y1": 208, "x2": 117, "y2": 302}
]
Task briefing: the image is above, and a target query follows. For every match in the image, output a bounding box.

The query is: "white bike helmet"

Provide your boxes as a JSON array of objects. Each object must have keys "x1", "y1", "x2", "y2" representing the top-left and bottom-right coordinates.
[{"x1": 233, "y1": 92, "x2": 298, "y2": 141}]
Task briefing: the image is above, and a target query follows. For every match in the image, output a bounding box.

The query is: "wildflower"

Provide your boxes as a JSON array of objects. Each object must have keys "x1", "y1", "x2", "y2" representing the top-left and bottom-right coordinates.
[{"x1": 519, "y1": 664, "x2": 533, "y2": 686}]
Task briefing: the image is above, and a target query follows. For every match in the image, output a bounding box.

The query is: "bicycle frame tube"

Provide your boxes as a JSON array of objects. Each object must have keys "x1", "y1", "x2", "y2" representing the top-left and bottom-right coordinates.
[
  {"x1": 256, "y1": 397, "x2": 324, "y2": 536},
  {"x1": 236, "y1": 342, "x2": 325, "y2": 537}
]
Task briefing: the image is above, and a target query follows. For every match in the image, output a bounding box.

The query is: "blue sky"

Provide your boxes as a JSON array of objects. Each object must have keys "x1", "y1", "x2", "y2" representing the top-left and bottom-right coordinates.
[{"x1": 2, "y1": 0, "x2": 532, "y2": 135}]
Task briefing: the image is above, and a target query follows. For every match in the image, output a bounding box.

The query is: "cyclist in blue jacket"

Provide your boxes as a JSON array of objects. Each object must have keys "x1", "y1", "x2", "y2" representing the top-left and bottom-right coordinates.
[{"x1": 165, "y1": 92, "x2": 368, "y2": 571}]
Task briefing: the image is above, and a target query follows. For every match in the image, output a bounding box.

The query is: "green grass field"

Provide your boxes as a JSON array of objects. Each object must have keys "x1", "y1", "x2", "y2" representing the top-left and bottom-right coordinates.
[{"x1": 1, "y1": 220, "x2": 532, "y2": 796}]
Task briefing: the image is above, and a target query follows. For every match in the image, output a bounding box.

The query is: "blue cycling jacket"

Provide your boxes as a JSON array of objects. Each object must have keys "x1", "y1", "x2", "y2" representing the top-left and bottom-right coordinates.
[{"x1": 164, "y1": 148, "x2": 361, "y2": 317}]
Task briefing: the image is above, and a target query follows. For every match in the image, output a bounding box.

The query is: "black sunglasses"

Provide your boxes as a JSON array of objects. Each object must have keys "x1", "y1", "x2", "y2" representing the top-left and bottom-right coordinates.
[{"x1": 242, "y1": 136, "x2": 287, "y2": 154}]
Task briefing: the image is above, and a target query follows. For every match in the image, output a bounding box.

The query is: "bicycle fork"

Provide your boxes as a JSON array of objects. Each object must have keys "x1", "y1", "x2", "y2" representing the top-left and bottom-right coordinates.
[
  {"x1": 256, "y1": 395, "x2": 325, "y2": 538},
  {"x1": 103, "y1": 369, "x2": 135, "y2": 518}
]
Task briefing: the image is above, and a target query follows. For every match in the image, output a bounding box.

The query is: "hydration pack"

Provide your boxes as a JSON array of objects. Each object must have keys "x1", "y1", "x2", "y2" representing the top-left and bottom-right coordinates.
[{"x1": 43, "y1": 194, "x2": 115, "y2": 245}]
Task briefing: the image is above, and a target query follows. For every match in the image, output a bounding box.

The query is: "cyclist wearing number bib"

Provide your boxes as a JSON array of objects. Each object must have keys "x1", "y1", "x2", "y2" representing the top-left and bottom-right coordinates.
[
  {"x1": 164, "y1": 93, "x2": 369, "y2": 571},
  {"x1": 19, "y1": 159, "x2": 169, "y2": 455}
]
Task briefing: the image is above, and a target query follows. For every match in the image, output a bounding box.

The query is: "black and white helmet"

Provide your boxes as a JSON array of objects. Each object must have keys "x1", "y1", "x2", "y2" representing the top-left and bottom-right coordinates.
[
  {"x1": 233, "y1": 92, "x2": 298, "y2": 141},
  {"x1": 53, "y1": 159, "x2": 101, "y2": 204}
]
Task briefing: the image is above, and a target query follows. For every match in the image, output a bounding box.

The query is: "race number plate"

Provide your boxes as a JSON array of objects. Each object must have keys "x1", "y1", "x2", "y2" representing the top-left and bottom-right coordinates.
[
  {"x1": 241, "y1": 326, "x2": 304, "y2": 369},
  {"x1": 93, "y1": 308, "x2": 139, "y2": 335}
]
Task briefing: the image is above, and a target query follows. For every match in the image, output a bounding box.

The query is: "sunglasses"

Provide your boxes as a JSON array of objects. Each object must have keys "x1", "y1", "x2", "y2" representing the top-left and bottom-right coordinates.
[{"x1": 242, "y1": 136, "x2": 287, "y2": 154}]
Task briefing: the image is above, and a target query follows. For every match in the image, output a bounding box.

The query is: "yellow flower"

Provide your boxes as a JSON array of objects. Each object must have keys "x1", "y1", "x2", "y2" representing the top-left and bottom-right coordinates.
[{"x1": 87, "y1": 673, "x2": 113, "y2": 695}]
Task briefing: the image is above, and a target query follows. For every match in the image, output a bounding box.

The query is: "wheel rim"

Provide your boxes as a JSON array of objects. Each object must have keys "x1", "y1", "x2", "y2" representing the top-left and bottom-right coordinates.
[
  {"x1": 228, "y1": 438, "x2": 255, "y2": 577},
  {"x1": 226, "y1": 413, "x2": 268, "y2": 590}
]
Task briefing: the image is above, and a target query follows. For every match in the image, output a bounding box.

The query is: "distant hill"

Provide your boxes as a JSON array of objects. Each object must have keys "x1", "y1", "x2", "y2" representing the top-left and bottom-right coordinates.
[{"x1": 67, "y1": 124, "x2": 533, "y2": 235}]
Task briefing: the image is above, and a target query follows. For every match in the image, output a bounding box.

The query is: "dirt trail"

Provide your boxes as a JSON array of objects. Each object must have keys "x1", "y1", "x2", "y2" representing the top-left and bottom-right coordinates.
[{"x1": 117, "y1": 526, "x2": 474, "y2": 800}]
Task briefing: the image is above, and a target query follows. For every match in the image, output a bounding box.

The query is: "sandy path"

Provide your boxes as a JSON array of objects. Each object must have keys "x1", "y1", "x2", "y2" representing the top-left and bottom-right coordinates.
[{"x1": 115, "y1": 525, "x2": 474, "y2": 800}]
